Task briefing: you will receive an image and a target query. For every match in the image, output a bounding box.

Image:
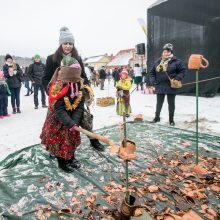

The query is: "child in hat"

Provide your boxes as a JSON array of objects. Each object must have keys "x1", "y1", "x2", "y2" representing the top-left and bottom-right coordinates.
[
  {"x1": 40, "y1": 56, "x2": 94, "y2": 173},
  {"x1": 116, "y1": 70, "x2": 132, "y2": 117}
]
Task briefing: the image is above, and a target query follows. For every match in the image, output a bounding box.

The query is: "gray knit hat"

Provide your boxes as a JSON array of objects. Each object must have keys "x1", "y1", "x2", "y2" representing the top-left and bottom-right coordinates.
[
  {"x1": 163, "y1": 43, "x2": 173, "y2": 53},
  {"x1": 59, "y1": 26, "x2": 75, "y2": 45}
]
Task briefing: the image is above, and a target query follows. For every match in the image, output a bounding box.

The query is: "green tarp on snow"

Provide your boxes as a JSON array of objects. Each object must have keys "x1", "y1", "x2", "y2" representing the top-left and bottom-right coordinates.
[{"x1": 0, "y1": 121, "x2": 219, "y2": 219}]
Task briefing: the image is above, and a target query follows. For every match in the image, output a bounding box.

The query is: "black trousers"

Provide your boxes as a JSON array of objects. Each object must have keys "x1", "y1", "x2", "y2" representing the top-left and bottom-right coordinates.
[
  {"x1": 155, "y1": 94, "x2": 176, "y2": 121},
  {"x1": 33, "y1": 84, "x2": 46, "y2": 106},
  {"x1": 10, "y1": 87, "x2": 21, "y2": 108}
]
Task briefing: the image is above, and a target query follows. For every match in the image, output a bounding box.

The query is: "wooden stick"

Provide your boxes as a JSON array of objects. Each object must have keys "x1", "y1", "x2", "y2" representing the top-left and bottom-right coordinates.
[{"x1": 75, "y1": 127, "x2": 115, "y2": 146}]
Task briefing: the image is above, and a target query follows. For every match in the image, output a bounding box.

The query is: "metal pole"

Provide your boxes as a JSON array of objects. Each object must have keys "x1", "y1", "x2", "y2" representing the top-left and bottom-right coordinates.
[
  {"x1": 141, "y1": 55, "x2": 144, "y2": 90},
  {"x1": 123, "y1": 112, "x2": 130, "y2": 203},
  {"x1": 196, "y1": 70, "x2": 199, "y2": 164}
]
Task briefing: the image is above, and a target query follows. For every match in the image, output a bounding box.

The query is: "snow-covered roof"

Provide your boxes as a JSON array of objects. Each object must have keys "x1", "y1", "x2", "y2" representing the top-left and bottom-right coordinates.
[
  {"x1": 106, "y1": 52, "x2": 132, "y2": 67},
  {"x1": 85, "y1": 55, "x2": 103, "y2": 63}
]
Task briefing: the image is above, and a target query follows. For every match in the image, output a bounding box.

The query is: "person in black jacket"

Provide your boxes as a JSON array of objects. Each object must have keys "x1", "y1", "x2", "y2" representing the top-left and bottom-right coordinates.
[
  {"x1": 41, "y1": 57, "x2": 86, "y2": 172},
  {"x1": 150, "y1": 43, "x2": 187, "y2": 126},
  {"x1": 3, "y1": 54, "x2": 23, "y2": 114},
  {"x1": 99, "y1": 66, "x2": 106, "y2": 90},
  {"x1": 28, "y1": 54, "x2": 47, "y2": 109},
  {"x1": 42, "y1": 26, "x2": 104, "y2": 151},
  {"x1": 23, "y1": 66, "x2": 33, "y2": 96}
]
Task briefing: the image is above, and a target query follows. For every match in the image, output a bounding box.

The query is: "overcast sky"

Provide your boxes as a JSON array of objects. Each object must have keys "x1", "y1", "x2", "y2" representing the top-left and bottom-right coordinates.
[{"x1": 0, "y1": 0, "x2": 156, "y2": 59}]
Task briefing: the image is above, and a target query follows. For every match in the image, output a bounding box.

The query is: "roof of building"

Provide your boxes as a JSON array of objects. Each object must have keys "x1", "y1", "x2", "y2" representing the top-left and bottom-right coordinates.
[
  {"x1": 106, "y1": 49, "x2": 134, "y2": 67},
  {"x1": 85, "y1": 55, "x2": 105, "y2": 63}
]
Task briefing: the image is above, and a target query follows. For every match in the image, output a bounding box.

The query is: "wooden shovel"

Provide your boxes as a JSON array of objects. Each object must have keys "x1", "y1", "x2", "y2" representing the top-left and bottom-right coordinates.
[{"x1": 74, "y1": 126, "x2": 116, "y2": 146}]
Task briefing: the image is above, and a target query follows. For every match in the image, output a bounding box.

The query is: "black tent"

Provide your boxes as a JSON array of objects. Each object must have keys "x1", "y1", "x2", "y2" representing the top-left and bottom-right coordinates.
[{"x1": 147, "y1": 0, "x2": 220, "y2": 96}]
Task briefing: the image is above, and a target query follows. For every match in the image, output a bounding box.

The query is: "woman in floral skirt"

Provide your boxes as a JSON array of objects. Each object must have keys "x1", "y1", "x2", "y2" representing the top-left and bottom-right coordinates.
[{"x1": 40, "y1": 56, "x2": 93, "y2": 173}]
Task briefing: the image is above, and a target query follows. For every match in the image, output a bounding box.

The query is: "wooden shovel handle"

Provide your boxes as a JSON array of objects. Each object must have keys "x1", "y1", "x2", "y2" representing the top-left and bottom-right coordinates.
[{"x1": 74, "y1": 127, "x2": 115, "y2": 145}]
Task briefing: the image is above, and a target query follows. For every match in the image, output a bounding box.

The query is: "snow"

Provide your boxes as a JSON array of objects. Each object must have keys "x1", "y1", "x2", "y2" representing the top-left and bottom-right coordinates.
[{"x1": 1, "y1": 80, "x2": 220, "y2": 162}]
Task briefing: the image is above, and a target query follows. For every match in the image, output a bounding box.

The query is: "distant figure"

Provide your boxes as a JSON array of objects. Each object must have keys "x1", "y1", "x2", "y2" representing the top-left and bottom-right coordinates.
[
  {"x1": 3, "y1": 54, "x2": 23, "y2": 114},
  {"x1": 23, "y1": 66, "x2": 33, "y2": 96},
  {"x1": 112, "y1": 68, "x2": 120, "y2": 87},
  {"x1": 99, "y1": 66, "x2": 106, "y2": 90},
  {"x1": 0, "y1": 70, "x2": 10, "y2": 118},
  {"x1": 84, "y1": 63, "x2": 92, "y2": 84},
  {"x1": 133, "y1": 63, "x2": 142, "y2": 90},
  {"x1": 106, "y1": 69, "x2": 111, "y2": 83},
  {"x1": 150, "y1": 43, "x2": 187, "y2": 126},
  {"x1": 28, "y1": 54, "x2": 47, "y2": 109},
  {"x1": 116, "y1": 70, "x2": 132, "y2": 117},
  {"x1": 128, "y1": 66, "x2": 134, "y2": 84},
  {"x1": 92, "y1": 69, "x2": 99, "y2": 87}
]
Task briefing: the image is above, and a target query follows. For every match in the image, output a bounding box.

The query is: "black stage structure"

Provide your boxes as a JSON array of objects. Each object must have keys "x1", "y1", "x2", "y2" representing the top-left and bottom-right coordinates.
[{"x1": 147, "y1": 0, "x2": 220, "y2": 96}]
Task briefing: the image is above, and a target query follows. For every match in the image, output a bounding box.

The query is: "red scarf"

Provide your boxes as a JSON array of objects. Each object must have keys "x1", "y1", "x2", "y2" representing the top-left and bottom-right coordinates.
[{"x1": 48, "y1": 82, "x2": 70, "y2": 104}]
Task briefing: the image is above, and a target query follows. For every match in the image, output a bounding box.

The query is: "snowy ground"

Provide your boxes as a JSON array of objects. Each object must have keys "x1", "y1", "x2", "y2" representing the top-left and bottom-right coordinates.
[{"x1": 1, "y1": 80, "x2": 220, "y2": 161}]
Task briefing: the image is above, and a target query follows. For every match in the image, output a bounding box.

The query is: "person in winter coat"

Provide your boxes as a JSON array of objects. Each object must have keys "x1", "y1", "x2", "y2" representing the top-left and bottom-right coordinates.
[
  {"x1": 23, "y1": 66, "x2": 33, "y2": 96},
  {"x1": 99, "y1": 66, "x2": 106, "y2": 90},
  {"x1": 28, "y1": 54, "x2": 47, "y2": 109},
  {"x1": 133, "y1": 63, "x2": 143, "y2": 90},
  {"x1": 84, "y1": 63, "x2": 91, "y2": 84},
  {"x1": 40, "y1": 57, "x2": 90, "y2": 172},
  {"x1": 3, "y1": 54, "x2": 23, "y2": 114},
  {"x1": 112, "y1": 68, "x2": 120, "y2": 87},
  {"x1": 150, "y1": 43, "x2": 187, "y2": 126},
  {"x1": 42, "y1": 26, "x2": 104, "y2": 151},
  {"x1": 116, "y1": 70, "x2": 132, "y2": 117},
  {"x1": 0, "y1": 70, "x2": 10, "y2": 118}
]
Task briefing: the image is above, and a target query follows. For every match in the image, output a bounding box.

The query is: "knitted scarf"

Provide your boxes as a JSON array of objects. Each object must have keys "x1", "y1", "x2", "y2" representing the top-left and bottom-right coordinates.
[{"x1": 156, "y1": 54, "x2": 173, "y2": 72}]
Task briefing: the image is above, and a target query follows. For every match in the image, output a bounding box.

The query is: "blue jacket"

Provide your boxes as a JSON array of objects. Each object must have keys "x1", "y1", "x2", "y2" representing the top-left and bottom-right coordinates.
[{"x1": 150, "y1": 56, "x2": 187, "y2": 94}]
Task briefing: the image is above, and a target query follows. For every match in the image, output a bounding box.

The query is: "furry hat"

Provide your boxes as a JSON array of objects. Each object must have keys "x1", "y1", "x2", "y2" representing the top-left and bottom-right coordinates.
[
  {"x1": 59, "y1": 26, "x2": 75, "y2": 45},
  {"x1": 163, "y1": 43, "x2": 173, "y2": 53}
]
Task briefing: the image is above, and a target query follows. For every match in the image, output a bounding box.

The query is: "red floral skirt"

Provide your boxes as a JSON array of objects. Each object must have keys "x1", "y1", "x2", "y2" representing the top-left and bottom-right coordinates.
[{"x1": 40, "y1": 107, "x2": 81, "y2": 160}]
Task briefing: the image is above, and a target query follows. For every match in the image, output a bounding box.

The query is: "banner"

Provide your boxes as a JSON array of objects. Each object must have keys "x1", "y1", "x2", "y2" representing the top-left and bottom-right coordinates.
[{"x1": 137, "y1": 17, "x2": 147, "y2": 36}]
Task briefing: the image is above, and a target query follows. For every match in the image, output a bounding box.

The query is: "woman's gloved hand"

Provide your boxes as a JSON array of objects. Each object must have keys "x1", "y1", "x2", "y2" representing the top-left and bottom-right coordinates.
[{"x1": 69, "y1": 124, "x2": 78, "y2": 132}]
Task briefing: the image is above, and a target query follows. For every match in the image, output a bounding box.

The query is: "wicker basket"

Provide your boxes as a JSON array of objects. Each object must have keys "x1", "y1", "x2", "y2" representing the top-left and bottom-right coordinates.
[{"x1": 96, "y1": 97, "x2": 115, "y2": 107}]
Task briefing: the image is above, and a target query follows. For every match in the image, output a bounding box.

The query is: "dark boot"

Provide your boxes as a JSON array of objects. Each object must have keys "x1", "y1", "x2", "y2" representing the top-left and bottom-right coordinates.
[
  {"x1": 170, "y1": 120, "x2": 175, "y2": 126},
  {"x1": 12, "y1": 108, "x2": 16, "y2": 114},
  {"x1": 150, "y1": 117, "x2": 160, "y2": 123},
  {"x1": 90, "y1": 139, "x2": 105, "y2": 151},
  {"x1": 69, "y1": 156, "x2": 81, "y2": 169},
  {"x1": 169, "y1": 115, "x2": 175, "y2": 126},
  {"x1": 17, "y1": 108, "x2": 21, "y2": 113},
  {"x1": 56, "y1": 157, "x2": 75, "y2": 173}
]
